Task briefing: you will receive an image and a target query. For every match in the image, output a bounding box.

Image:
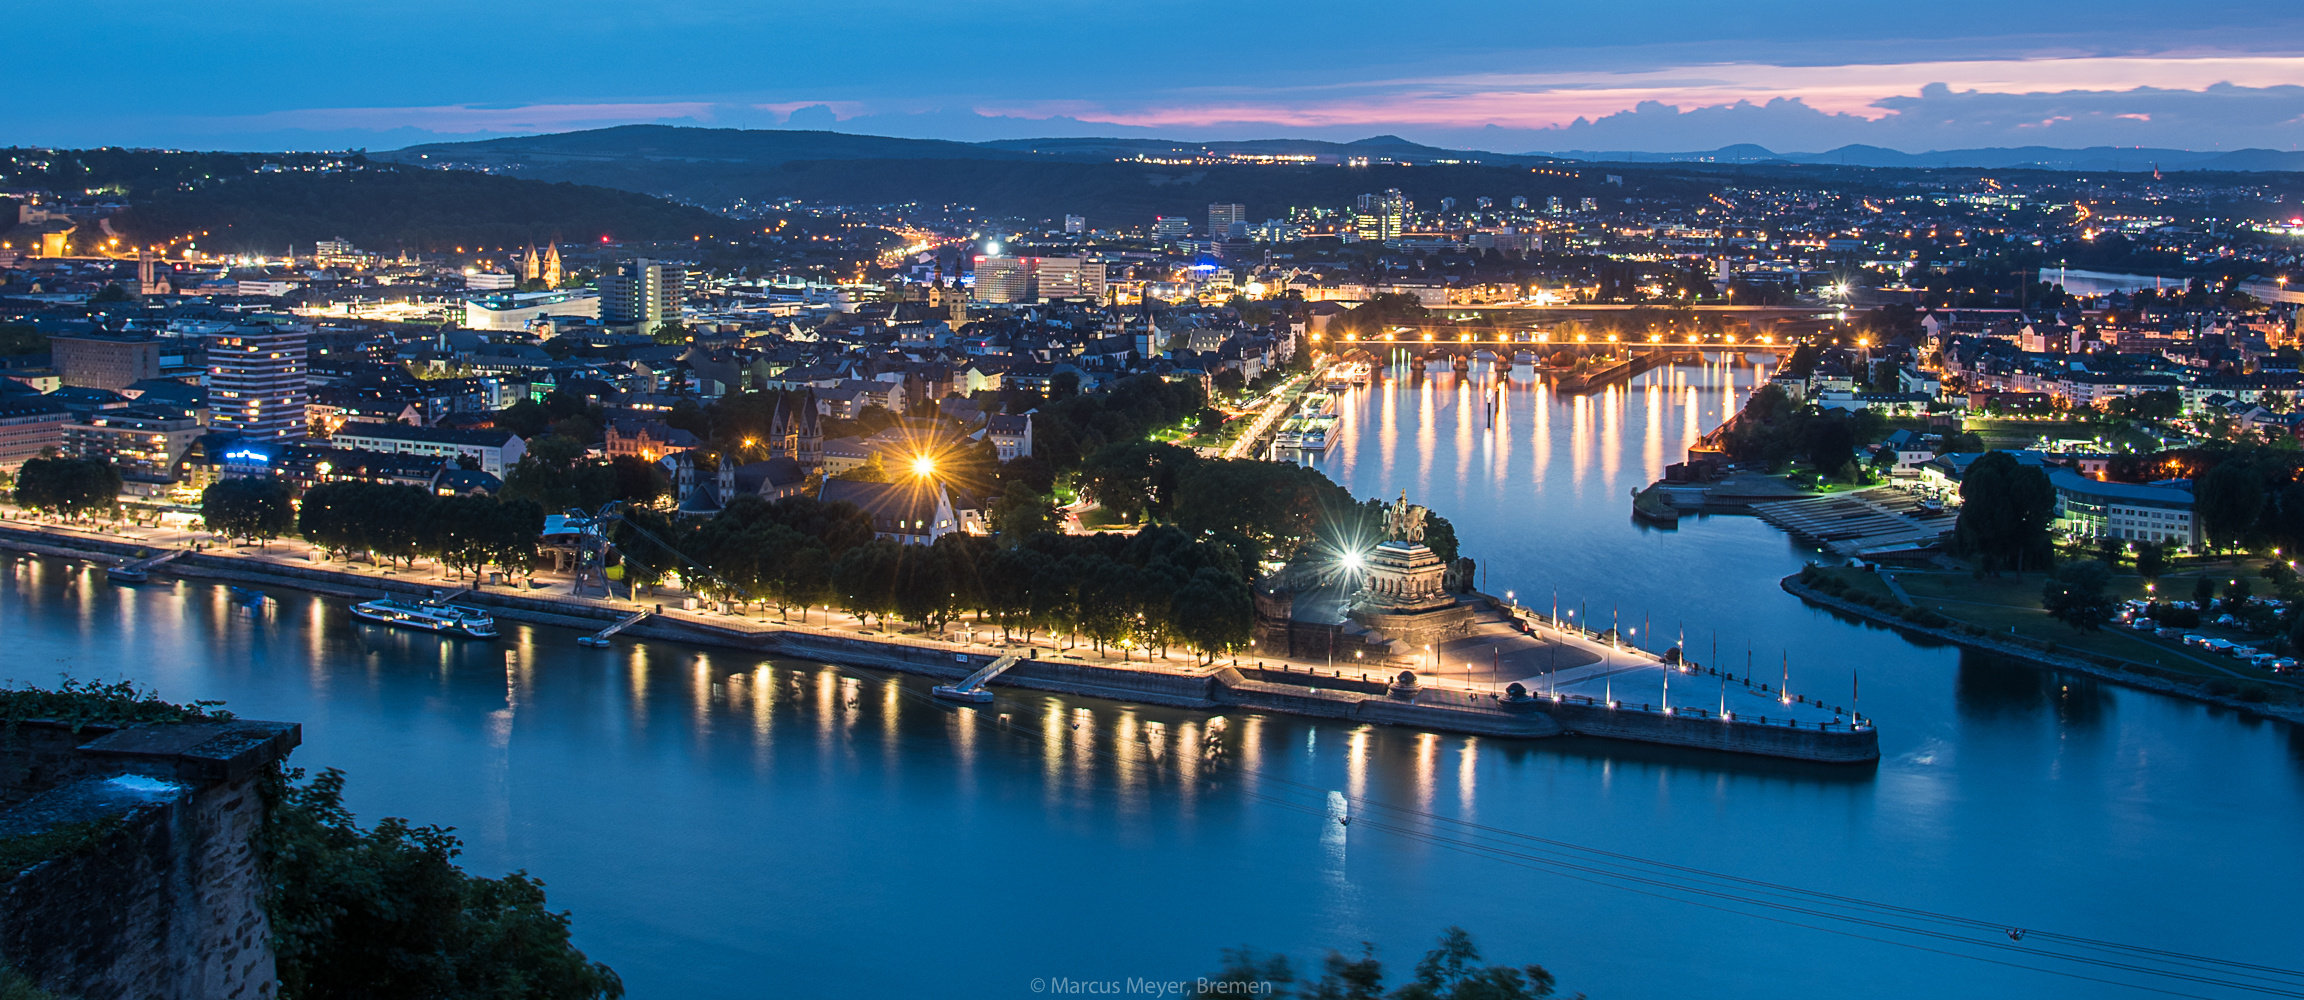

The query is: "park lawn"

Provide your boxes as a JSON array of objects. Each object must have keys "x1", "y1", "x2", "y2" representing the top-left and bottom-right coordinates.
[
  {"x1": 1811, "y1": 566, "x2": 1900, "y2": 602},
  {"x1": 1078, "y1": 507, "x2": 1135, "y2": 530},
  {"x1": 1888, "y1": 570, "x2": 2271, "y2": 680}
]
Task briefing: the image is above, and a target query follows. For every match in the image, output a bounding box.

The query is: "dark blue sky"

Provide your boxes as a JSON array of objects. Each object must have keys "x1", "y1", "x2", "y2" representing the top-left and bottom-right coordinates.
[{"x1": 25, "y1": 1, "x2": 2304, "y2": 152}]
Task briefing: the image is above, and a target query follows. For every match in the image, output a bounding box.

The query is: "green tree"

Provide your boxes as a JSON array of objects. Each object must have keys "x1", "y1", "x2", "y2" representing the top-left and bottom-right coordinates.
[
  {"x1": 1951, "y1": 452, "x2": 2056, "y2": 574},
  {"x1": 2042, "y1": 559, "x2": 2116, "y2": 631},
  {"x1": 2195, "y1": 460, "x2": 2267, "y2": 552},
  {"x1": 11, "y1": 455, "x2": 122, "y2": 521},
  {"x1": 201, "y1": 476, "x2": 295, "y2": 545},
  {"x1": 2135, "y1": 541, "x2": 2166, "y2": 582}
]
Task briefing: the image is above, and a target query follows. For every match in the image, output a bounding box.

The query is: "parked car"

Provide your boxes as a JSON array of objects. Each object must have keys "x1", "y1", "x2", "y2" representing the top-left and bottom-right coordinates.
[
  {"x1": 2272, "y1": 658, "x2": 2299, "y2": 674},
  {"x1": 2181, "y1": 633, "x2": 2206, "y2": 646},
  {"x1": 2205, "y1": 638, "x2": 2238, "y2": 654}
]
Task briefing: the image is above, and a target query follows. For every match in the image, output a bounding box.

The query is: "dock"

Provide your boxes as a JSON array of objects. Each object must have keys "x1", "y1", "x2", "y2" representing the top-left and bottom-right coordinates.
[{"x1": 1750, "y1": 489, "x2": 1954, "y2": 558}]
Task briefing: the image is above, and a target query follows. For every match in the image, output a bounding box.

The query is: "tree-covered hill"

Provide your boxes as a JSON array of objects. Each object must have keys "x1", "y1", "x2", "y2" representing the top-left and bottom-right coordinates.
[{"x1": 110, "y1": 166, "x2": 742, "y2": 254}]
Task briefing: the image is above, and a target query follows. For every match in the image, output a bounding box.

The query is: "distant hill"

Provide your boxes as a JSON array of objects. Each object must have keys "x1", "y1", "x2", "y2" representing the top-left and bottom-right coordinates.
[
  {"x1": 378, "y1": 126, "x2": 1568, "y2": 211},
  {"x1": 386, "y1": 124, "x2": 1058, "y2": 169},
  {"x1": 1546, "y1": 144, "x2": 2304, "y2": 172},
  {"x1": 725, "y1": 158, "x2": 1675, "y2": 227},
  {"x1": 110, "y1": 165, "x2": 740, "y2": 255}
]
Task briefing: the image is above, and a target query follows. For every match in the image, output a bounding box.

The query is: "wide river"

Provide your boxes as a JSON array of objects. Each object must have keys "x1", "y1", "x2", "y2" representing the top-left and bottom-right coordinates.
[{"x1": 9, "y1": 357, "x2": 2302, "y2": 999}]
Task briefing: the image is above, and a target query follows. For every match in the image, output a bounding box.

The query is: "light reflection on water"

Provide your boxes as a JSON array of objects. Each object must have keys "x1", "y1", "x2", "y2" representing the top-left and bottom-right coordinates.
[{"x1": 2, "y1": 355, "x2": 2301, "y2": 999}]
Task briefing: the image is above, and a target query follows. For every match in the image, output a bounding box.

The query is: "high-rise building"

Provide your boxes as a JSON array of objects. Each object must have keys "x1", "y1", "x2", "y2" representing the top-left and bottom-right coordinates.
[
  {"x1": 601, "y1": 259, "x2": 685, "y2": 335},
  {"x1": 1208, "y1": 203, "x2": 1246, "y2": 240},
  {"x1": 1151, "y1": 216, "x2": 1192, "y2": 246},
  {"x1": 1063, "y1": 215, "x2": 1087, "y2": 234},
  {"x1": 1510, "y1": 196, "x2": 1528, "y2": 210},
  {"x1": 208, "y1": 320, "x2": 309, "y2": 441},
  {"x1": 972, "y1": 256, "x2": 1030, "y2": 303},
  {"x1": 1353, "y1": 189, "x2": 1410, "y2": 241},
  {"x1": 973, "y1": 256, "x2": 1104, "y2": 302}
]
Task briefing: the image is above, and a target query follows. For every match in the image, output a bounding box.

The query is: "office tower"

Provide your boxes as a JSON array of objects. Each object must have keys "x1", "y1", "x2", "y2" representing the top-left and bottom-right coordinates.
[
  {"x1": 1580, "y1": 197, "x2": 1599, "y2": 212},
  {"x1": 1208, "y1": 203, "x2": 1246, "y2": 239},
  {"x1": 1510, "y1": 196, "x2": 1528, "y2": 210},
  {"x1": 1439, "y1": 197, "x2": 1456, "y2": 213},
  {"x1": 1546, "y1": 196, "x2": 1563, "y2": 214},
  {"x1": 1064, "y1": 215, "x2": 1087, "y2": 234},
  {"x1": 1475, "y1": 196, "x2": 1494, "y2": 210},
  {"x1": 1369, "y1": 189, "x2": 1410, "y2": 240},
  {"x1": 208, "y1": 320, "x2": 309, "y2": 441},
  {"x1": 973, "y1": 256, "x2": 1030, "y2": 303},
  {"x1": 601, "y1": 258, "x2": 685, "y2": 335}
]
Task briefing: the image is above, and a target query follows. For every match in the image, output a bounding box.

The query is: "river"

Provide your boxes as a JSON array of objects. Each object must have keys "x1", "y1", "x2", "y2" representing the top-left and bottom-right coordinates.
[{"x1": 8, "y1": 356, "x2": 2302, "y2": 999}]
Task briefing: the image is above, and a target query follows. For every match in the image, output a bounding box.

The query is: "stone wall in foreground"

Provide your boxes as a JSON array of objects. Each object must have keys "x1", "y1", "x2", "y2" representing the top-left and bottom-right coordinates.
[{"x1": 0, "y1": 719, "x2": 300, "y2": 1000}]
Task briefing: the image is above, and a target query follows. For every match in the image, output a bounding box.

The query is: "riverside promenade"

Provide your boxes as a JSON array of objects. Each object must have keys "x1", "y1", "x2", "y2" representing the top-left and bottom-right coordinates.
[{"x1": 0, "y1": 515, "x2": 1876, "y2": 762}]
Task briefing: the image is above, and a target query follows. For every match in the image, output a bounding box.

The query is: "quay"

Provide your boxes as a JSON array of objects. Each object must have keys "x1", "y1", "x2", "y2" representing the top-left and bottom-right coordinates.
[{"x1": 0, "y1": 523, "x2": 1877, "y2": 764}]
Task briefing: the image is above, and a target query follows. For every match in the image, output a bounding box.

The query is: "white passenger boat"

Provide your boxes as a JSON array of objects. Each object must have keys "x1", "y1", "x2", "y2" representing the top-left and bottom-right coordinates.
[{"x1": 351, "y1": 597, "x2": 498, "y2": 638}]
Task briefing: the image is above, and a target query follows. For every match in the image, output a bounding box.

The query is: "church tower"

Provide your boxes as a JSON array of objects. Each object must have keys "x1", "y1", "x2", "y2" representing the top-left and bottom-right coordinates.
[
  {"x1": 795, "y1": 389, "x2": 823, "y2": 469},
  {"x1": 542, "y1": 242, "x2": 563, "y2": 287}
]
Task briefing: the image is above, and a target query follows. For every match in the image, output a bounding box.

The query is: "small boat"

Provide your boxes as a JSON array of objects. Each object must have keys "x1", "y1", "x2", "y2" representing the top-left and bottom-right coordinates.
[
  {"x1": 931, "y1": 684, "x2": 995, "y2": 703},
  {"x1": 351, "y1": 597, "x2": 497, "y2": 638},
  {"x1": 108, "y1": 566, "x2": 148, "y2": 584},
  {"x1": 576, "y1": 635, "x2": 612, "y2": 648}
]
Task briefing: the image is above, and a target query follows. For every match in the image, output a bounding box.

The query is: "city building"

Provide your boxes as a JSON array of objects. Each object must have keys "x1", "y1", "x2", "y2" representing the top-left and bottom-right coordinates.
[
  {"x1": 600, "y1": 259, "x2": 685, "y2": 336},
  {"x1": 326, "y1": 422, "x2": 526, "y2": 477},
  {"x1": 972, "y1": 256, "x2": 1105, "y2": 303},
  {"x1": 973, "y1": 256, "x2": 1030, "y2": 303},
  {"x1": 49, "y1": 332, "x2": 159, "y2": 392},
  {"x1": 1063, "y1": 215, "x2": 1087, "y2": 234},
  {"x1": 1208, "y1": 203, "x2": 1247, "y2": 240},
  {"x1": 819, "y1": 478, "x2": 957, "y2": 545},
  {"x1": 985, "y1": 412, "x2": 1033, "y2": 459},
  {"x1": 462, "y1": 290, "x2": 601, "y2": 332},
  {"x1": 0, "y1": 396, "x2": 71, "y2": 470},
  {"x1": 1151, "y1": 216, "x2": 1192, "y2": 247},
  {"x1": 63, "y1": 407, "x2": 205, "y2": 495},
  {"x1": 604, "y1": 418, "x2": 700, "y2": 462},
  {"x1": 465, "y1": 272, "x2": 517, "y2": 291},
  {"x1": 207, "y1": 321, "x2": 309, "y2": 441},
  {"x1": 2050, "y1": 470, "x2": 2197, "y2": 550}
]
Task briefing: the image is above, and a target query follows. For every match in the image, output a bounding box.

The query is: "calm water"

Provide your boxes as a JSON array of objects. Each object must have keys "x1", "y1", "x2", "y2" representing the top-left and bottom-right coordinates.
[{"x1": 8, "y1": 356, "x2": 2302, "y2": 999}]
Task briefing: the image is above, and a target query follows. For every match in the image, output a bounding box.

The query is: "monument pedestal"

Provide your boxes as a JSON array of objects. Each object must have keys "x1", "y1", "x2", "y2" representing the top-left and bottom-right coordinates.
[{"x1": 1348, "y1": 540, "x2": 1474, "y2": 651}]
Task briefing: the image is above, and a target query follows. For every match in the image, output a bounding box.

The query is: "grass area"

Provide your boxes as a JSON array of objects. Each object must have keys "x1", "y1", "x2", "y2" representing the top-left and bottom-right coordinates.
[
  {"x1": 1887, "y1": 569, "x2": 2292, "y2": 685},
  {"x1": 1077, "y1": 507, "x2": 1134, "y2": 530},
  {"x1": 1808, "y1": 566, "x2": 1898, "y2": 602}
]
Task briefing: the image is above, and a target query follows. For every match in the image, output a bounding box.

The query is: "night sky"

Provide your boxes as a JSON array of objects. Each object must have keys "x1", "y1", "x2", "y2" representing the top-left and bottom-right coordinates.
[{"x1": 30, "y1": 0, "x2": 2304, "y2": 152}]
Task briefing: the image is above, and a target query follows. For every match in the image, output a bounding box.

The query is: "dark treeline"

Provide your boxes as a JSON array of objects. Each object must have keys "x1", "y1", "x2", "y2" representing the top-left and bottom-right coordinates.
[
  {"x1": 11, "y1": 455, "x2": 122, "y2": 520},
  {"x1": 611, "y1": 494, "x2": 1257, "y2": 660},
  {"x1": 298, "y1": 480, "x2": 545, "y2": 581},
  {"x1": 112, "y1": 164, "x2": 742, "y2": 254}
]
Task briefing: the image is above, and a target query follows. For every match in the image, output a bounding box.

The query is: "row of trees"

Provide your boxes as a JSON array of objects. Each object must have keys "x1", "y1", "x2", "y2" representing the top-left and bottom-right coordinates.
[
  {"x1": 296, "y1": 480, "x2": 545, "y2": 580},
  {"x1": 1073, "y1": 441, "x2": 1458, "y2": 567},
  {"x1": 613, "y1": 494, "x2": 1258, "y2": 660}
]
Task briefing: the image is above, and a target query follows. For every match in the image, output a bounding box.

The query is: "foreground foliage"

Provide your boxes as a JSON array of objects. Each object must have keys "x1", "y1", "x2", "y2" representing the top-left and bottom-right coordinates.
[
  {"x1": 267, "y1": 767, "x2": 623, "y2": 1000},
  {"x1": 1197, "y1": 927, "x2": 1573, "y2": 1000}
]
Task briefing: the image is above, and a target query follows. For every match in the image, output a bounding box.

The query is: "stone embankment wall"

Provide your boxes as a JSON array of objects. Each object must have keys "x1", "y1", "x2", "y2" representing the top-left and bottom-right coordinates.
[
  {"x1": 1538, "y1": 700, "x2": 1877, "y2": 763},
  {"x1": 0, "y1": 718, "x2": 300, "y2": 1000}
]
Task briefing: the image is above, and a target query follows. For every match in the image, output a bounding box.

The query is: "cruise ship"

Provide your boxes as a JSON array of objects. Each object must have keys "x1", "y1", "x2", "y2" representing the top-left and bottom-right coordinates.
[{"x1": 350, "y1": 597, "x2": 499, "y2": 638}]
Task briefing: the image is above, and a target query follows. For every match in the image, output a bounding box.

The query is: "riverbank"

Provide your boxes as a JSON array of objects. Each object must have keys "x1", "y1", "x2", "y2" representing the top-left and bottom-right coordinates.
[
  {"x1": 1781, "y1": 574, "x2": 2304, "y2": 726},
  {"x1": 0, "y1": 523, "x2": 1875, "y2": 762}
]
